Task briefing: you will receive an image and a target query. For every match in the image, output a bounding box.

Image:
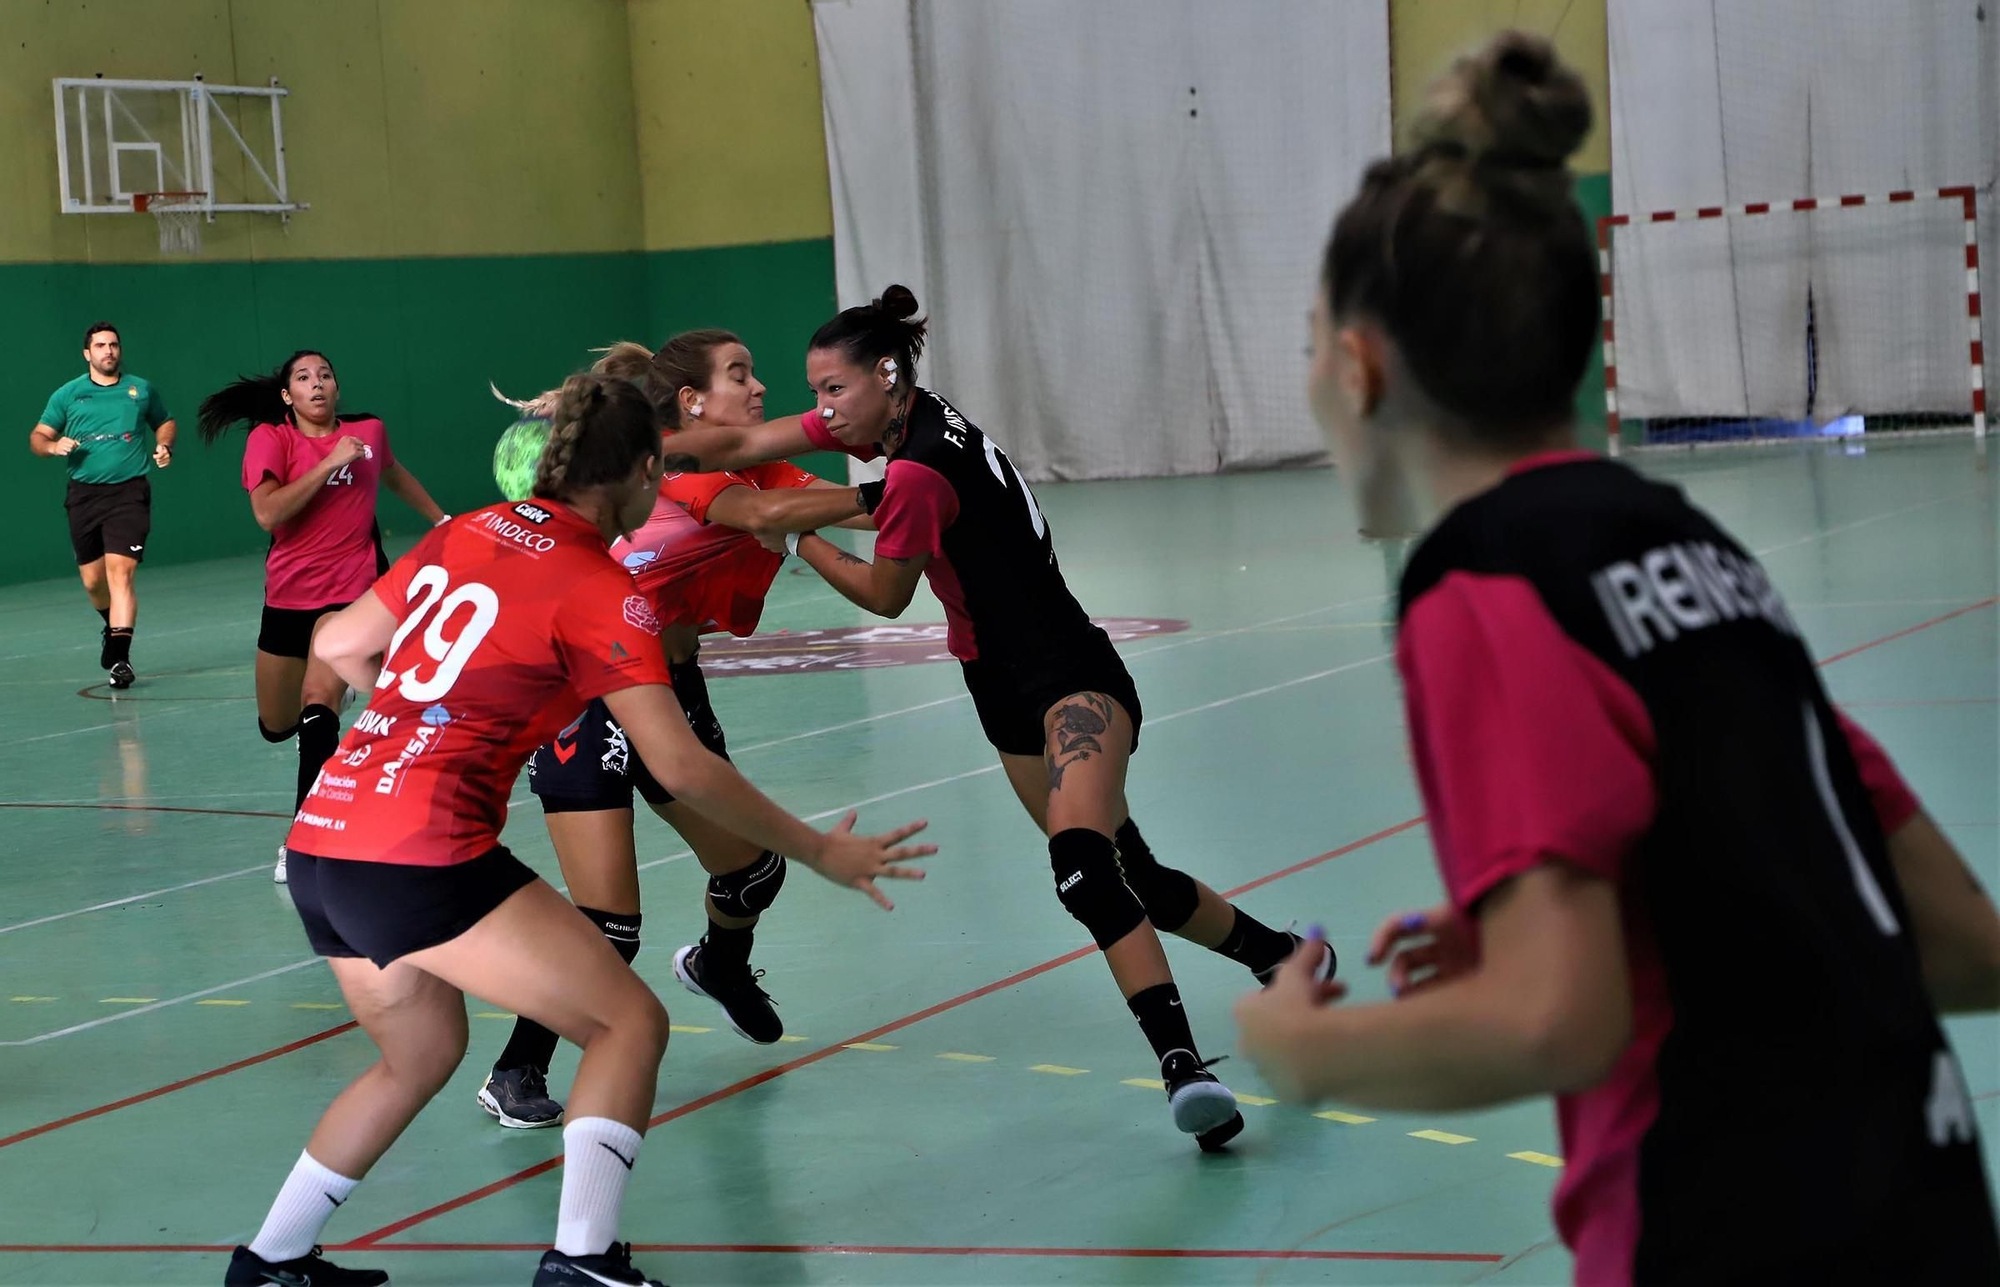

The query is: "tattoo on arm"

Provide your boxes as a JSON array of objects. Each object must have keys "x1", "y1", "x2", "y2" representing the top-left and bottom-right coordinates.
[
  {"x1": 660, "y1": 452, "x2": 700, "y2": 473},
  {"x1": 829, "y1": 547, "x2": 868, "y2": 567},
  {"x1": 1044, "y1": 693, "x2": 1115, "y2": 792}
]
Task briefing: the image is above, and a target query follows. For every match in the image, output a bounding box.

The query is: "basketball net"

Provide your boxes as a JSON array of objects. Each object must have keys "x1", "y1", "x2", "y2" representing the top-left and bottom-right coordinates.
[{"x1": 134, "y1": 192, "x2": 205, "y2": 256}]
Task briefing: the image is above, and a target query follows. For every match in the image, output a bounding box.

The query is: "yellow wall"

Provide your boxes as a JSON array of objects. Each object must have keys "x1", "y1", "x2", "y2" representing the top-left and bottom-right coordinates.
[
  {"x1": 627, "y1": 0, "x2": 833, "y2": 252},
  {"x1": 0, "y1": 0, "x2": 643, "y2": 263},
  {"x1": 1388, "y1": 0, "x2": 1609, "y2": 171}
]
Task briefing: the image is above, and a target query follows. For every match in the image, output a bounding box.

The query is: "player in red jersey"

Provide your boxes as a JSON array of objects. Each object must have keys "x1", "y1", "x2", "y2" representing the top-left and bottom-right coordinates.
[
  {"x1": 198, "y1": 351, "x2": 447, "y2": 885},
  {"x1": 1234, "y1": 34, "x2": 2000, "y2": 1284},
  {"x1": 476, "y1": 333, "x2": 874, "y2": 1128},
  {"x1": 650, "y1": 289, "x2": 1335, "y2": 1153},
  {"x1": 226, "y1": 376, "x2": 931, "y2": 1287}
]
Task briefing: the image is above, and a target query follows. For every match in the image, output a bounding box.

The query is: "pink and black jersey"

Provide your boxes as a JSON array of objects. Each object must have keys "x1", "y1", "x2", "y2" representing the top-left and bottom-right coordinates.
[
  {"x1": 242, "y1": 416, "x2": 392, "y2": 609},
  {"x1": 803, "y1": 389, "x2": 1098, "y2": 671},
  {"x1": 1396, "y1": 452, "x2": 1998, "y2": 1283}
]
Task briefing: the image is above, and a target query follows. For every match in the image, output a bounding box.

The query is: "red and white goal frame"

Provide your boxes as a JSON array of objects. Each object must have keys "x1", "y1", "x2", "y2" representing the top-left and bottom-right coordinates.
[{"x1": 1598, "y1": 185, "x2": 1984, "y2": 456}]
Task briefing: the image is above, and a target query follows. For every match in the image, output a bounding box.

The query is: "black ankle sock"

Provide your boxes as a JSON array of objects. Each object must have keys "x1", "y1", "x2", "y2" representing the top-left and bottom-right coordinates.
[
  {"x1": 494, "y1": 1016, "x2": 561, "y2": 1076},
  {"x1": 1214, "y1": 908, "x2": 1295, "y2": 976},
  {"x1": 105, "y1": 627, "x2": 133, "y2": 666},
  {"x1": 1126, "y1": 982, "x2": 1198, "y2": 1063},
  {"x1": 702, "y1": 918, "x2": 755, "y2": 971},
  {"x1": 96, "y1": 607, "x2": 111, "y2": 627}
]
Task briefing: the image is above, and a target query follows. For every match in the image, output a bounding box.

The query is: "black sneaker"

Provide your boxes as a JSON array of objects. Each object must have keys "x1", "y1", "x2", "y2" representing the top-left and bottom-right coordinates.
[
  {"x1": 534, "y1": 1241, "x2": 666, "y2": 1286},
  {"x1": 1160, "y1": 1048, "x2": 1241, "y2": 1150},
  {"x1": 672, "y1": 941, "x2": 782, "y2": 1044},
  {"x1": 1254, "y1": 931, "x2": 1338, "y2": 988},
  {"x1": 99, "y1": 626, "x2": 114, "y2": 669},
  {"x1": 478, "y1": 1065, "x2": 564, "y2": 1129},
  {"x1": 224, "y1": 1244, "x2": 387, "y2": 1286},
  {"x1": 107, "y1": 660, "x2": 136, "y2": 690}
]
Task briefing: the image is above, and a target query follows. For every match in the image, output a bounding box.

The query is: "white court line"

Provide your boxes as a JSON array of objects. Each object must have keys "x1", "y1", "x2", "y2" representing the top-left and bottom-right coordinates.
[
  {"x1": 0, "y1": 613, "x2": 260, "y2": 664},
  {"x1": 0, "y1": 959, "x2": 322, "y2": 1047},
  {"x1": 0, "y1": 864, "x2": 272, "y2": 936},
  {"x1": 0, "y1": 645, "x2": 1395, "y2": 1044},
  {"x1": 1750, "y1": 493, "x2": 1969, "y2": 558}
]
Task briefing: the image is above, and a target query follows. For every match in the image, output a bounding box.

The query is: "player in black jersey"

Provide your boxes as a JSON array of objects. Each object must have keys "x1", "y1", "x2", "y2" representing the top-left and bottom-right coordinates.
[
  {"x1": 1234, "y1": 32, "x2": 2000, "y2": 1283},
  {"x1": 654, "y1": 286, "x2": 1334, "y2": 1150}
]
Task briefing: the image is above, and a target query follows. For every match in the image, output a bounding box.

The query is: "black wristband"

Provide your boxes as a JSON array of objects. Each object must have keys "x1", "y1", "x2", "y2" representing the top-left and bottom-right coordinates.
[{"x1": 857, "y1": 479, "x2": 886, "y2": 515}]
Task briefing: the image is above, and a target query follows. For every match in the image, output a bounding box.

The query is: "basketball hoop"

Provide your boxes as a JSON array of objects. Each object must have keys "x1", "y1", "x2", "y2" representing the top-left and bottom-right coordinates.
[{"x1": 133, "y1": 191, "x2": 206, "y2": 255}]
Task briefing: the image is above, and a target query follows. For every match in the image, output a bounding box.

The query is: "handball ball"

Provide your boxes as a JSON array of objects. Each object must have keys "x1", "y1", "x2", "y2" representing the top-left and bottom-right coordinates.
[{"x1": 493, "y1": 414, "x2": 550, "y2": 503}]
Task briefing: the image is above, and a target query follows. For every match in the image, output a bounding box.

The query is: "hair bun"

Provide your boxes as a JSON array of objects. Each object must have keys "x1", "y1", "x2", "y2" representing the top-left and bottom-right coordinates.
[
  {"x1": 875, "y1": 284, "x2": 921, "y2": 320},
  {"x1": 1417, "y1": 31, "x2": 1590, "y2": 173}
]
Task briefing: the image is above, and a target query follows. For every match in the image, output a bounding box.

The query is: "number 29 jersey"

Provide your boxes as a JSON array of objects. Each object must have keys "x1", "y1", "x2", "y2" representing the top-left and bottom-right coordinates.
[{"x1": 289, "y1": 499, "x2": 674, "y2": 867}]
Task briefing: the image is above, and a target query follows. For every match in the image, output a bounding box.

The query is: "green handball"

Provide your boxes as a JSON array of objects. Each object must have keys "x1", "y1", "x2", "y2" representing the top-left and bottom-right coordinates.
[{"x1": 493, "y1": 414, "x2": 551, "y2": 503}]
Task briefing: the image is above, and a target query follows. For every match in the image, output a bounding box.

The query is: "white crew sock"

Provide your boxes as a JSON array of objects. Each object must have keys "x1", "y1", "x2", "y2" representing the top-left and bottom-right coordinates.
[
  {"x1": 555, "y1": 1116, "x2": 645, "y2": 1256},
  {"x1": 247, "y1": 1149, "x2": 359, "y2": 1263}
]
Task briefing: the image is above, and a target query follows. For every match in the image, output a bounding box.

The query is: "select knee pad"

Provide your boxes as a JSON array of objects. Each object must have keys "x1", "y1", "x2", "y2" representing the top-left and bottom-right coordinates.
[{"x1": 1049, "y1": 828, "x2": 1147, "y2": 950}]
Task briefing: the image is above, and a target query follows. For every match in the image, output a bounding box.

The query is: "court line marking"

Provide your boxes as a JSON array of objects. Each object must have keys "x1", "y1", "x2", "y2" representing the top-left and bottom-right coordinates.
[
  {"x1": 0, "y1": 1242, "x2": 1506, "y2": 1263},
  {"x1": 0, "y1": 960, "x2": 322, "y2": 1048},
  {"x1": 346, "y1": 815, "x2": 1428, "y2": 1246},
  {"x1": 0, "y1": 860, "x2": 274, "y2": 936}
]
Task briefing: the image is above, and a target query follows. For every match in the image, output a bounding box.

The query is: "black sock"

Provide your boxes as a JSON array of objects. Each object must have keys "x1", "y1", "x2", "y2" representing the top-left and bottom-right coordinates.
[
  {"x1": 295, "y1": 704, "x2": 341, "y2": 812},
  {"x1": 105, "y1": 627, "x2": 133, "y2": 666},
  {"x1": 495, "y1": 909, "x2": 640, "y2": 1075},
  {"x1": 96, "y1": 607, "x2": 111, "y2": 627},
  {"x1": 1126, "y1": 982, "x2": 1198, "y2": 1063},
  {"x1": 701, "y1": 918, "x2": 756, "y2": 972},
  {"x1": 1213, "y1": 908, "x2": 1296, "y2": 977}
]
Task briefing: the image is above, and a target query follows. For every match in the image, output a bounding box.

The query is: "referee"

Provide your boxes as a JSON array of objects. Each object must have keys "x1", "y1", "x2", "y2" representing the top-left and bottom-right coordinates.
[{"x1": 29, "y1": 322, "x2": 176, "y2": 689}]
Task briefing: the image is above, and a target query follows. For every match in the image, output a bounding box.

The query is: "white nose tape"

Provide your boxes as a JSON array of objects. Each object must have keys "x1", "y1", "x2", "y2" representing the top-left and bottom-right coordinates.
[{"x1": 822, "y1": 407, "x2": 835, "y2": 420}]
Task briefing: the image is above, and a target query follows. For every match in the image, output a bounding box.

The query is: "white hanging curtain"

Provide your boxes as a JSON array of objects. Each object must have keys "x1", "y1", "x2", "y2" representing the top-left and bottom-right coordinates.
[{"x1": 812, "y1": 0, "x2": 1390, "y2": 480}]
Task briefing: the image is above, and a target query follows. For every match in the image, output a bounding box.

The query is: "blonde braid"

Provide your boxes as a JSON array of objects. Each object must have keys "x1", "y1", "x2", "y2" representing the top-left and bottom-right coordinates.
[{"x1": 532, "y1": 375, "x2": 605, "y2": 498}]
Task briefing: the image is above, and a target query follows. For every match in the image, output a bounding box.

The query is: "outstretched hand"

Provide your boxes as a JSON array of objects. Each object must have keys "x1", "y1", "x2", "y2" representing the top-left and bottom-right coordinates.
[{"x1": 811, "y1": 811, "x2": 933, "y2": 910}]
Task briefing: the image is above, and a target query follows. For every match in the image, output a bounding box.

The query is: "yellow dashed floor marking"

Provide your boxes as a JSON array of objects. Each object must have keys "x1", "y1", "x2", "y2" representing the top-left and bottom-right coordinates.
[
  {"x1": 1409, "y1": 1129, "x2": 1476, "y2": 1145},
  {"x1": 936, "y1": 1051, "x2": 994, "y2": 1062},
  {"x1": 1509, "y1": 1151, "x2": 1564, "y2": 1167},
  {"x1": 843, "y1": 1042, "x2": 897, "y2": 1051},
  {"x1": 1030, "y1": 1064, "x2": 1089, "y2": 1076},
  {"x1": 1314, "y1": 1109, "x2": 1377, "y2": 1124},
  {"x1": 1120, "y1": 1077, "x2": 1166, "y2": 1090},
  {"x1": 100, "y1": 997, "x2": 157, "y2": 1004},
  {"x1": 195, "y1": 998, "x2": 251, "y2": 1006}
]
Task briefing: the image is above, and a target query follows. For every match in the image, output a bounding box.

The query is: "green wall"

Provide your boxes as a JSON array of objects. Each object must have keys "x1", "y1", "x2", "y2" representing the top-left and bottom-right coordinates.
[{"x1": 3, "y1": 238, "x2": 838, "y2": 584}]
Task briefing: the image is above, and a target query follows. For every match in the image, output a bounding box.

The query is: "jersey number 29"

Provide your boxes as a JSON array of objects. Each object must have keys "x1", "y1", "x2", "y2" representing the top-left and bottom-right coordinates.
[{"x1": 377, "y1": 565, "x2": 499, "y2": 702}]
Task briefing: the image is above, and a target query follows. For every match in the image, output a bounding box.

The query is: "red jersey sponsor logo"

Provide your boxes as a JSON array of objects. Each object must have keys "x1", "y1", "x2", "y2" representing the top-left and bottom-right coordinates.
[{"x1": 622, "y1": 595, "x2": 661, "y2": 634}]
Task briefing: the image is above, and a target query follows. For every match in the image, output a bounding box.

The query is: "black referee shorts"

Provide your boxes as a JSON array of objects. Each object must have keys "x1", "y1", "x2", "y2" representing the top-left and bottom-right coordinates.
[{"x1": 65, "y1": 476, "x2": 151, "y2": 565}]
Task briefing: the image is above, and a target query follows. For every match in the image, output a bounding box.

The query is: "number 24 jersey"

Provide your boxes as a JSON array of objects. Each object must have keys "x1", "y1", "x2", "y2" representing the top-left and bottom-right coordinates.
[{"x1": 289, "y1": 500, "x2": 674, "y2": 866}]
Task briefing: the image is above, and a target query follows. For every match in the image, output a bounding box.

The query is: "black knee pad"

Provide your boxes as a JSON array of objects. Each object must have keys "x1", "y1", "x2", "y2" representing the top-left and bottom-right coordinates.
[
  {"x1": 1115, "y1": 818, "x2": 1200, "y2": 933},
  {"x1": 707, "y1": 851, "x2": 786, "y2": 920},
  {"x1": 577, "y1": 905, "x2": 642, "y2": 964},
  {"x1": 297, "y1": 704, "x2": 341, "y2": 759},
  {"x1": 258, "y1": 717, "x2": 299, "y2": 743},
  {"x1": 1049, "y1": 828, "x2": 1147, "y2": 950}
]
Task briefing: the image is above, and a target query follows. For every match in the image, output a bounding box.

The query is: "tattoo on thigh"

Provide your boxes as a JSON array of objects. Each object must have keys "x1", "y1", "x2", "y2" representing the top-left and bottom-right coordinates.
[{"x1": 1045, "y1": 693, "x2": 1114, "y2": 792}]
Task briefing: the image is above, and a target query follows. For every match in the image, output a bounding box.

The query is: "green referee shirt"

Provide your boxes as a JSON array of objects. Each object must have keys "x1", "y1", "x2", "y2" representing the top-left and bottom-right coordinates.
[{"x1": 38, "y1": 372, "x2": 171, "y2": 485}]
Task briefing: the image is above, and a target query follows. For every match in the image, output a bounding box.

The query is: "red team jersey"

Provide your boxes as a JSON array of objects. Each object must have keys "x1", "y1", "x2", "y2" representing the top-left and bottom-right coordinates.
[
  {"x1": 288, "y1": 499, "x2": 673, "y2": 866},
  {"x1": 242, "y1": 416, "x2": 394, "y2": 610},
  {"x1": 613, "y1": 440, "x2": 818, "y2": 638}
]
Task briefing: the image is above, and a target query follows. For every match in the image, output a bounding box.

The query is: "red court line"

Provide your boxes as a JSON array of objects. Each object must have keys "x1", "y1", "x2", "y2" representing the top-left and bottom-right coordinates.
[
  {"x1": 347, "y1": 816, "x2": 1429, "y2": 1247},
  {"x1": 0, "y1": 1022, "x2": 357, "y2": 1151},
  {"x1": 0, "y1": 1242, "x2": 1503, "y2": 1263},
  {"x1": 1815, "y1": 597, "x2": 1998, "y2": 667},
  {"x1": 0, "y1": 803, "x2": 289, "y2": 820}
]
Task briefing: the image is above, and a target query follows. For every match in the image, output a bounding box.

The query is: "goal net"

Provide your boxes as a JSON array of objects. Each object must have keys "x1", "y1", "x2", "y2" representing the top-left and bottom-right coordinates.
[{"x1": 1601, "y1": 188, "x2": 1984, "y2": 451}]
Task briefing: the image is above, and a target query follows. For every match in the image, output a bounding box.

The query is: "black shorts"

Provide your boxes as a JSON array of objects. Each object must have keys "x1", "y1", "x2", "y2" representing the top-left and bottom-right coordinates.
[
  {"x1": 961, "y1": 634, "x2": 1144, "y2": 757},
  {"x1": 286, "y1": 845, "x2": 538, "y2": 968},
  {"x1": 65, "y1": 476, "x2": 151, "y2": 565},
  {"x1": 258, "y1": 603, "x2": 348, "y2": 659},
  {"x1": 528, "y1": 654, "x2": 726, "y2": 812}
]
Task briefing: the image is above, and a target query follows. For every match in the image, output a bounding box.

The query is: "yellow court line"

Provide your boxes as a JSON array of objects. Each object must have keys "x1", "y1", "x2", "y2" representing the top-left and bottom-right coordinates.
[
  {"x1": 100, "y1": 997, "x2": 158, "y2": 1004},
  {"x1": 195, "y1": 999, "x2": 251, "y2": 1006},
  {"x1": 936, "y1": 1052, "x2": 994, "y2": 1063},
  {"x1": 1236, "y1": 1094, "x2": 1278, "y2": 1107},
  {"x1": 10, "y1": 996, "x2": 57, "y2": 1002},
  {"x1": 291, "y1": 1002, "x2": 344, "y2": 1010},
  {"x1": 473, "y1": 1012, "x2": 515, "y2": 1020},
  {"x1": 1409, "y1": 1129, "x2": 1476, "y2": 1145},
  {"x1": 777, "y1": 1035, "x2": 808, "y2": 1043},
  {"x1": 843, "y1": 1042, "x2": 897, "y2": 1052},
  {"x1": 1120, "y1": 1077, "x2": 1166, "y2": 1090},
  {"x1": 1314, "y1": 1109, "x2": 1377, "y2": 1125},
  {"x1": 1509, "y1": 1151, "x2": 1564, "y2": 1168},
  {"x1": 1029, "y1": 1064, "x2": 1089, "y2": 1076},
  {"x1": 668, "y1": 1024, "x2": 712, "y2": 1034}
]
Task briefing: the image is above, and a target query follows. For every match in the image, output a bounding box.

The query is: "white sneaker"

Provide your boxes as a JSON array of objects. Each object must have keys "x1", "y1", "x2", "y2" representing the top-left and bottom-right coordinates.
[{"x1": 273, "y1": 845, "x2": 288, "y2": 884}]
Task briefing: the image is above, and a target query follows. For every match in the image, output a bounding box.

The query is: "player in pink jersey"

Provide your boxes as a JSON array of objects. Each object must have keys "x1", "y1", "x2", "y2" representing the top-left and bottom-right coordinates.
[
  {"x1": 477, "y1": 333, "x2": 875, "y2": 1128},
  {"x1": 228, "y1": 375, "x2": 930, "y2": 1287},
  {"x1": 199, "y1": 350, "x2": 448, "y2": 885}
]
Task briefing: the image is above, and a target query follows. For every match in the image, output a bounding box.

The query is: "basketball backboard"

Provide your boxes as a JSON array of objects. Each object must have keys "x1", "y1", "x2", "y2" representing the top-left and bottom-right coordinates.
[{"x1": 53, "y1": 75, "x2": 306, "y2": 220}]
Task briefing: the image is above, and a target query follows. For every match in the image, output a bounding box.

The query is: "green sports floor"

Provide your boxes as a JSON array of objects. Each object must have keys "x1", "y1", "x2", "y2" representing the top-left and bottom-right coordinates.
[{"x1": 1, "y1": 439, "x2": 1995, "y2": 1286}]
